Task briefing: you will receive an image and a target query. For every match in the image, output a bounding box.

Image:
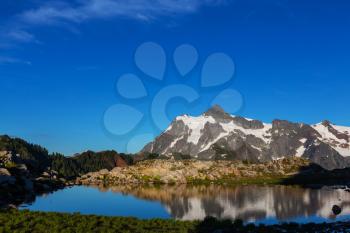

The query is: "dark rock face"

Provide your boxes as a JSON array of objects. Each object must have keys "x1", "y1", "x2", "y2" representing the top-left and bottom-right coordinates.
[
  {"x1": 142, "y1": 106, "x2": 350, "y2": 170},
  {"x1": 332, "y1": 205, "x2": 342, "y2": 215},
  {"x1": 203, "y1": 105, "x2": 232, "y2": 122},
  {"x1": 232, "y1": 116, "x2": 264, "y2": 130},
  {"x1": 304, "y1": 142, "x2": 348, "y2": 170}
]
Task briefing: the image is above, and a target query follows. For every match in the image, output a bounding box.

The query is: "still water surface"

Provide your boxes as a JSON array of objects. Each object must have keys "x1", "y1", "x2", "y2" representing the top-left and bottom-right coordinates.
[{"x1": 20, "y1": 185, "x2": 350, "y2": 224}]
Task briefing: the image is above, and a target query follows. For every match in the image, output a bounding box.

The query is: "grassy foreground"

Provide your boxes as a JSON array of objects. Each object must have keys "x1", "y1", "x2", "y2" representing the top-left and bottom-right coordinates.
[
  {"x1": 1, "y1": 210, "x2": 350, "y2": 233},
  {"x1": 2, "y1": 210, "x2": 195, "y2": 233}
]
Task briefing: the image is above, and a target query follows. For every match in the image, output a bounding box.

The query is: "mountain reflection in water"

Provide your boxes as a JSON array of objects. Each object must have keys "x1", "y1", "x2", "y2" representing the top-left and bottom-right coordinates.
[
  {"x1": 96, "y1": 185, "x2": 350, "y2": 222},
  {"x1": 22, "y1": 184, "x2": 350, "y2": 224}
]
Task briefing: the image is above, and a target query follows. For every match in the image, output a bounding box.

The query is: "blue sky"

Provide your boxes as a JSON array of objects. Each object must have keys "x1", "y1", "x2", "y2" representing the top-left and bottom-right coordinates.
[{"x1": 1, "y1": 0, "x2": 350, "y2": 155}]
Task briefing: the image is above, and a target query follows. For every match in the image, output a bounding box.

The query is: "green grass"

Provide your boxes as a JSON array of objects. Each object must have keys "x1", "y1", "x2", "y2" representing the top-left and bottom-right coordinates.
[
  {"x1": 1, "y1": 210, "x2": 350, "y2": 233},
  {"x1": 0, "y1": 210, "x2": 196, "y2": 233},
  {"x1": 4, "y1": 161, "x2": 17, "y2": 169}
]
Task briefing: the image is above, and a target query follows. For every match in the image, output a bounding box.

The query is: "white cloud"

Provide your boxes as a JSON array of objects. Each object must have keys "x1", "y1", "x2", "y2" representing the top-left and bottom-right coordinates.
[
  {"x1": 0, "y1": 56, "x2": 31, "y2": 65},
  {"x1": 1, "y1": 0, "x2": 227, "y2": 48},
  {"x1": 19, "y1": 0, "x2": 224, "y2": 25},
  {"x1": 7, "y1": 30, "x2": 36, "y2": 43}
]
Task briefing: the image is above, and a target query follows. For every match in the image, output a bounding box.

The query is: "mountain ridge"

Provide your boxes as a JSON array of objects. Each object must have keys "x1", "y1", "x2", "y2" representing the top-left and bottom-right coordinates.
[{"x1": 141, "y1": 105, "x2": 350, "y2": 170}]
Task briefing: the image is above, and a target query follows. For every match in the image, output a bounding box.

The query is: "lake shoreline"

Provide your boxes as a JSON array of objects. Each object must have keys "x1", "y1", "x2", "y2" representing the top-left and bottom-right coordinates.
[
  {"x1": 18, "y1": 184, "x2": 350, "y2": 226},
  {"x1": 3, "y1": 157, "x2": 350, "y2": 210}
]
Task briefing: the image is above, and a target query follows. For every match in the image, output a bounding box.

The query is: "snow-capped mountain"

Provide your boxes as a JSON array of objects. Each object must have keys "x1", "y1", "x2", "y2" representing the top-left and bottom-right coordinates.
[{"x1": 141, "y1": 105, "x2": 350, "y2": 170}]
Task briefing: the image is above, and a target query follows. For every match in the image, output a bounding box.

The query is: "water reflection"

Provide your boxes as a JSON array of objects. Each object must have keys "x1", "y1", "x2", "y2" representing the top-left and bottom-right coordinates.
[{"x1": 95, "y1": 184, "x2": 350, "y2": 223}]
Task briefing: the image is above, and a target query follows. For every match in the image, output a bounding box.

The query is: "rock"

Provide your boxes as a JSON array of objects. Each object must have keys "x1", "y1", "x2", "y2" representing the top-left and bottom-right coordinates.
[
  {"x1": 51, "y1": 170, "x2": 59, "y2": 175},
  {"x1": 98, "y1": 169, "x2": 109, "y2": 175},
  {"x1": 111, "y1": 167, "x2": 122, "y2": 172},
  {"x1": 42, "y1": 172, "x2": 50, "y2": 177},
  {"x1": 35, "y1": 177, "x2": 46, "y2": 181},
  {"x1": 332, "y1": 205, "x2": 342, "y2": 215},
  {"x1": 0, "y1": 151, "x2": 8, "y2": 157},
  {"x1": 6, "y1": 204, "x2": 17, "y2": 210},
  {"x1": 0, "y1": 168, "x2": 11, "y2": 176},
  {"x1": 0, "y1": 168, "x2": 15, "y2": 185},
  {"x1": 59, "y1": 178, "x2": 66, "y2": 183},
  {"x1": 16, "y1": 164, "x2": 29, "y2": 175}
]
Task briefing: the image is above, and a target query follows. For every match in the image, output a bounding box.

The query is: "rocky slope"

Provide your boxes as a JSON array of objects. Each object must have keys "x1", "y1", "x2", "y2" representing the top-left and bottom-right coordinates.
[
  {"x1": 0, "y1": 150, "x2": 66, "y2": 208},
  {"x1": 142, "y1": 105, "x2": 350, "y2": 170},
  {"x1": 77, "y1": 157, "x2": 312, "y2": 185}
]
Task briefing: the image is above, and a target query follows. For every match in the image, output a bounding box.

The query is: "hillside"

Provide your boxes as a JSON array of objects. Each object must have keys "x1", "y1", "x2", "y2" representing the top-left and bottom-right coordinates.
[
  {"x1": 0, "y1": 135, "x2": 51, "y2": 175},
  {"x1": 0, "y1": 135, "x2": 132, "y2": 207},
  {"x1": 51, "y1": 150, "x2": 133, "y2": 179},
  {"x1": 0, "y1": 135, "x2": 133, "y2": 179}
]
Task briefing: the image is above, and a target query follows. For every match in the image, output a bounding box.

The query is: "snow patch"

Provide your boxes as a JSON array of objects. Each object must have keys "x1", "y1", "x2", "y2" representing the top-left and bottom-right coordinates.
[
  {"x1": 295, "y1": 147, "x2": 305, "y2": 157},
  {"x1": 333, "y1": 125, "x2": 350, "y2": 135},
  {"x1": 300, "y1": 138, "x2": 307, "y2": 144},
  {"x1": 176, "y1": 115, "x2": 216, "y2": 144},
  {"x1": 313, "y1": 123, "x2": 350, "y2": 157},
  {"x1": 198, "y1": 121, "x2": 272, "y2": 153},
  {"x1": 251, "y1": 145, "x2": 262, "y2": 151},
  {"x1": 165, "y1": 136, "x2": 184, "y2": 154},
  {"x1": 220, "y1": 121, "x2": 273, "y2": 143},
  {"x1": 313, "y1": 123, "x2": 348, "y2": 144}
]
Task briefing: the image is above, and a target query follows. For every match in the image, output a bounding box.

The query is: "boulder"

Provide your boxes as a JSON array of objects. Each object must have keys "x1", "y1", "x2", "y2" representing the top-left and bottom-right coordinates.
[
  {"x1": 332, "y1": 205, "x2": 342, "y2": 215},
  {"x1": 16, "y1": 164, "x2": 29, "y2": 175},
  {"x1": 0, "y1": 151, "x2": 13, "y2": 165},
  {"x1": 0, "y1": 168, "x2": 11, "y2": 176},
  {"x1": 0, "y1": 151, "x2": 8, "y2": 156},
  {"x1": 42, "y1": 172, "x2": 50, "y2": 177},
  {"x1": 98, "y1": 169, "x2": 109, "y2": 175},
  {"x1": 0, "y1": 168, "x2": 15, "y2": 185}
]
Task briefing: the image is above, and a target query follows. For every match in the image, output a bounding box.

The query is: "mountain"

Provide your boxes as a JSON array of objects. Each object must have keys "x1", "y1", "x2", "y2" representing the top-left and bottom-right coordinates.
[{"x1": 141, "y1": 105, "x2": 350, "y2": 170}]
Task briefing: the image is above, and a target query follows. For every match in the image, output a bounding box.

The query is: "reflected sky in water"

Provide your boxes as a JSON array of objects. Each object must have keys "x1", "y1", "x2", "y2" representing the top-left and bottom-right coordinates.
[{"x1": 21, "y1": 185, "x2": 350, "y2": 224}]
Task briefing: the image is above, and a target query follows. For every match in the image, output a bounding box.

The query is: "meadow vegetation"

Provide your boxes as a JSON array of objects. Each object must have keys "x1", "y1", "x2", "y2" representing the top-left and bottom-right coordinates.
[{"x1": 1, "y1": 210, "x2": 349, "y2": 233}]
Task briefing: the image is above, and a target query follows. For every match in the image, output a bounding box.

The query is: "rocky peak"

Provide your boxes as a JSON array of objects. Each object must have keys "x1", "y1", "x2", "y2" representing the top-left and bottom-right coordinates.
[
  {"x1": 204, "y1": 105, "x2": 232, "y2": 121},
  {"x1": 322, "y1": 120, "x2": 332, "y2": 127},
  {"x1": 204, "y1": 105, "x2": 225, "y2": 116}
]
